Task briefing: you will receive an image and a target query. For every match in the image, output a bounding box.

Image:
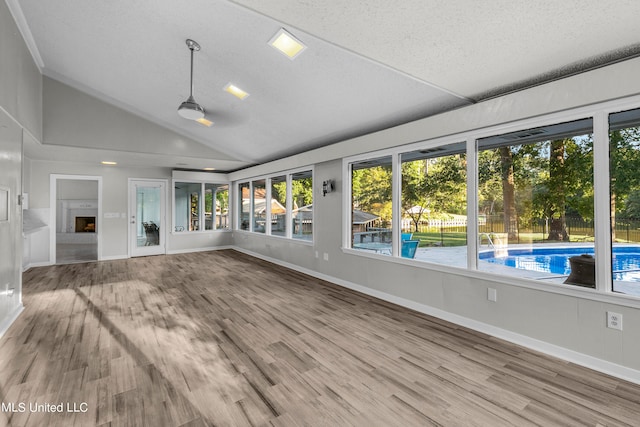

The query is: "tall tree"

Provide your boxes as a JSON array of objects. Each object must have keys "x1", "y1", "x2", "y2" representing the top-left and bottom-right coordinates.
[
  {"x1": 547, "y1": 139, "x2": 569, "y2": 241},
  {"x1": 610, "y1": 128, "x2": 640, "y2": 241},
  {"x1": 352, "y1": 164, "x2": 393, "y2": 225},
  {"x1": 499, "y1": 146, "x2": 519, "y2": 242},
  {"x1": 401, "y1": 154, "x2": 466, "y2": 232}
]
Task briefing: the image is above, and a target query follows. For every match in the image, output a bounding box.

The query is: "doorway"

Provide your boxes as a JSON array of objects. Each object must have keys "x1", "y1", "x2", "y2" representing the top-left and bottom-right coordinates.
[
  {"x1": 129, "y1": 179, "x2": 166, "y2": 257},
  {"x1": 50, "y1": 175, "x2": 102, "y2": 264}
]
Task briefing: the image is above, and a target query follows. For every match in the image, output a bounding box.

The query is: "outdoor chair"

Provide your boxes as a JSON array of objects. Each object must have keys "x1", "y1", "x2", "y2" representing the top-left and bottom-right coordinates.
[
  {"x1": 143, "y1": 221, "x2": 160, "y2": 246},
  {"x1": 401, "y1": 233, "x2": 413, "y2": 241},
  {"x1": 401, "y1": 239, "x2": 420, "y2": 259}
]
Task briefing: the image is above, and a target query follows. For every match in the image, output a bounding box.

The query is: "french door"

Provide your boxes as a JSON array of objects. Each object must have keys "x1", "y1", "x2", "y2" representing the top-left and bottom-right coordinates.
[{"x1": 129, "y1": 179, "x2": 166, "y2": 257}]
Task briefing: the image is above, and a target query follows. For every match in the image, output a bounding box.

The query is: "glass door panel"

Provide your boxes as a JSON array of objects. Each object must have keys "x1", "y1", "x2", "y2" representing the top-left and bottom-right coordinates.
[{"x1": 130, "y1": 180, "x2": 166, "y2": 257}]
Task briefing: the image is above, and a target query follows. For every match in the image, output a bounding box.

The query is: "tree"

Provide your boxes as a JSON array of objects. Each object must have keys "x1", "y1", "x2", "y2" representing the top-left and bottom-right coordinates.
[
  {"x1": 352, "y1": 163, "x2": 393, "y2": 225},
  {"x1": 401, "y1": 160, "x2": 428, "y2": 232},
  {"x1": 610, "y1": 128, "x2": 640, "y2": 241},
  {"x1": 528, "y1": 136, "x2": 593, "y2": 241},
  {"x1": 620, "y1": 190, "x2": 640, "y2": 219},
  {"x1": 291, "y1": 177, "x2": 313, "y2": 208},
  {"x1": 401, "y1": 154, "x2": 466, "y2": 232},
  {"x1": 546, "y1": 139, "x2": 569, "y2": 241},
  {"x1": 500, "y1": 146, "x2": 519, "y2": 241},
  {"x1": 478, "y1": 149, "x2": 503, "y2": 216},
  {"x1": 271, "y1": 181, "x2": 287, "y2": 206}
]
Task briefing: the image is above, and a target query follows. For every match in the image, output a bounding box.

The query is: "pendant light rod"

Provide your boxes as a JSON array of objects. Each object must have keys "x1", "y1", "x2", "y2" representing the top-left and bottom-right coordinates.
[{"x1": 186, "y1": 39, "x2": 200, "y2": 99}]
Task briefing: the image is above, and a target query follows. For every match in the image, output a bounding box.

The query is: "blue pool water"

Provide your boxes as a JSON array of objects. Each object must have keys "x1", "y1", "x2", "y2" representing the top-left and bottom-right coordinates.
[{"x1": 480, "y1": 246, "x2": 640, "y2": 282}]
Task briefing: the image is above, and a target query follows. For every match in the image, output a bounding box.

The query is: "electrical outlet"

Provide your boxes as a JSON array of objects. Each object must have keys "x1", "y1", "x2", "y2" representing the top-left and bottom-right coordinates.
[
  {"x1": 607, "y1": 312, "x2": 623, "y2": 330},
  {"x1": 315, "y1": 251, "x2": 319, "y2": 258},
  {"x1": 487, "y1": 288, "x2": 497, "y2": 302},
  {"x1": 323, "y1": 253, "x2": 329, "y2": 261}
]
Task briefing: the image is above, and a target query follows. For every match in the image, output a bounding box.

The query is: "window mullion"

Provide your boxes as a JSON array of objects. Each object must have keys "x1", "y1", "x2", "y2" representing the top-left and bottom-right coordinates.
[
  {"x1": 467, "y1": 138, "x2": 478, "y2": 270},
  {"x1": 286, "y1": 175, "x2": 292, "y2": 239},
  {"x1": 249, "y1": 181, "x2": 254, "y2": 232},
  {"x1": 392, "y1": 153, "x2": 401, "y2": 257},
  {"x1": 200, "y1": 183, "x2": 205, "y2": 232},
  {"x1": 593, "y1": 111, "x2": 613, "y2": 292},
  {"x1": 344, "y1": 162, "x2": 353, "y2": 249},
  {"x1": 266, "y1": 178, "x2": 272, "y2": 235}
]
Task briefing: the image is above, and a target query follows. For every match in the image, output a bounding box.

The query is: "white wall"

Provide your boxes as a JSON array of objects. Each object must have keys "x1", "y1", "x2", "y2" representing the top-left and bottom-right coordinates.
[
  {"x1": 0, "y1": 112, "x2": 24, "y2": 335},
  {"x1": 43, "y1": 77, "x2": 233, "y2": 162},
  {"x1": 0, "y1": 0, "x2": 42, "y2": 335},
  {"x1": 56, "y1": 179, "x2": 98, "y2": 200},
  {"x1": 0, "y1": 0, "x2": 42, "y2": 141},
  {"x1": 230, "y1": 59, "x2": 640, "y2": 383}
]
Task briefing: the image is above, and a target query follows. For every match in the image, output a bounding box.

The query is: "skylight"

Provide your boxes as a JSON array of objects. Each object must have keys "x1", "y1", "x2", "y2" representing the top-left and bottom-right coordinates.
[{"x1": 269, "y1": 28, "x2": 306, "y2": 60}]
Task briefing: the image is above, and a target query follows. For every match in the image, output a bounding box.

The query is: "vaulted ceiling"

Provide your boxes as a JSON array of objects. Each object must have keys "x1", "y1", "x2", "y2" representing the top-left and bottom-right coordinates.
[{"x1": 8, "y1": 0, "x2": 640, "y2": 171}]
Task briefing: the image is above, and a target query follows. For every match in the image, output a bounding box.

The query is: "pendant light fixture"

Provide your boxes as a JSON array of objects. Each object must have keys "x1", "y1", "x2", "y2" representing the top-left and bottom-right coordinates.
[{"x1": 178, "y1": 39, "x2": 205, "y2": 120}]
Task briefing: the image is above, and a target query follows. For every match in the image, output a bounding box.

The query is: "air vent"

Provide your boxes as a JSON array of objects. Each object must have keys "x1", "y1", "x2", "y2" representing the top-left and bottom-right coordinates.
[
  {"x1": 419, "y1": 147, "x2": 446, "y2": 154},
  {"x1": 501, "y1": 129, "x2": 547, "y2": 141}
]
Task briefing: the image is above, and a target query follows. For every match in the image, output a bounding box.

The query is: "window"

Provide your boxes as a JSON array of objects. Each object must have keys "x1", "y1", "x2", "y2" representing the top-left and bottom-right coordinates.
[
  {"x1": 609, "y1": 108, "x2": 640, "y2": 295},
  {"x1": 252, "y1": 179, "x2": 266, "y2": 233},
  {"x1": 341, "y1": 98, "x2": 640, "y2": 299},
  {"x1": 270, "y1": 175, "x2": 287, "y2": 237},
  {"x1": 476, "y1": 118, "x2": 594, "y2": 283},
  {"x1": 401, "y1": 142, "x2": 467, "y2": 265},
  {"x1": 239, "y1": 182, "x2": 250, "y2": 230},
  {"x1": 291, "y1": 171, "x2": 313, "y2": 241},
  {"x1": 236, "y1": 169, "x2": 313, "y2": 241},
  {"x1": 174, "y1": 182, "x2": 202, "y2": 231},
  {"x1": 175, "y1": 181, "x2": 230, "y2": 232},
  {"x1": 351, "y1": 156, "x2": 393, "y2": 255},
  {"x1": 205, "y1": 183, "x2": 229, "y2": 230}
]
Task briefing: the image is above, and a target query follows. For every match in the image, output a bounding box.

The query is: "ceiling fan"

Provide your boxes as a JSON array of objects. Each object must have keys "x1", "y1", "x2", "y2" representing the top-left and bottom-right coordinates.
[{"x1": 178, "y1": 39, "x2": 212, "y2": 126}]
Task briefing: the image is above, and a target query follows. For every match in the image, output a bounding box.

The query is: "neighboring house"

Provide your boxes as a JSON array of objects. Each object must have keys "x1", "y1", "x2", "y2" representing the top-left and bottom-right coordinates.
[{"x1": 352, "y1": 209, "x2": 380, "y2": 232}]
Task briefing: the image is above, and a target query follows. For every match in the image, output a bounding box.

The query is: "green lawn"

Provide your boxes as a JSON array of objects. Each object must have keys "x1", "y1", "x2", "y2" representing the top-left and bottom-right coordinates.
[
  {"x1": 408, "y1": 231, "x2": 596, "y2": 247},
  {"x1": 411, "y1": 231, "x2": 466, "y2": 247}
]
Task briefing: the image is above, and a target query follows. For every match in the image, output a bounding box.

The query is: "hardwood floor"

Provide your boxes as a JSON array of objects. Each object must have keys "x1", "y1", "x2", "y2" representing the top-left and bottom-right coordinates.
[{"x1": 1, "y1": 250, "x2": 639, "y2": 426}]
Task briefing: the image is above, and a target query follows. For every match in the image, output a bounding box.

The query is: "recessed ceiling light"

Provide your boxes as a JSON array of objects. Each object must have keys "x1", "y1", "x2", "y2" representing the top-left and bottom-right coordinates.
[
  {"x1": 101, "y1": 161, "x2": 117, "y2": 165},
  {"x1": 196, "y1": 117, "x2": 213, "y2": 127},
  {"x1": 224, "y1": 83, "x2": 250, "y2": 100},
  {"x1": 203, "y1": 167, "x2": 215, "y2": 171},
  {"x1": 269, "y1": 28, "x2": 306, "y2": 60}
]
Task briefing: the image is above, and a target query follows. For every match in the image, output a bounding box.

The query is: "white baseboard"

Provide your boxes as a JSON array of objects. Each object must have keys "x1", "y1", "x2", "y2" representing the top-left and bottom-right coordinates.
[
  {"x1": 0, "y1": 304, "x2": 24, "y2": 339},
  {"x1": 23, "y1": 261, "x2": 52, "y2": 271},
  {"x1": 100, "y1": 255, "x2": 128, "y2": 261},
  {"x1": 231, "y1": 246, "x2": 640, "y2": 385},
  {"x1": 167, "y1": 245, "x2": 233, "y2": 255}
]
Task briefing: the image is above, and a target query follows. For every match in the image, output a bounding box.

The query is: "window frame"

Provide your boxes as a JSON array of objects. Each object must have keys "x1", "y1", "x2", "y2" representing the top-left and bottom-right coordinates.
[
  {"x1": 342, "y1": 94, "x2": 640, "y2": 305},
  {"x1": 172, "y1": 179, "x2": 231, "y2": 234},
  {"x1": 235, "y1": 166, "x2": 314, "y2": 244}
]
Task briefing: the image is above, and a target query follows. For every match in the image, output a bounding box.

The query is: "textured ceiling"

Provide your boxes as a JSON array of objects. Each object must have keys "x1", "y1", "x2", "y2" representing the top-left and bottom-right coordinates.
[
  {"x1": 232, "y1": 0, "x2": 640, "y2": 100},
  {"x1": 9, "y1": 0, "x2": 640, "y2": 171}
]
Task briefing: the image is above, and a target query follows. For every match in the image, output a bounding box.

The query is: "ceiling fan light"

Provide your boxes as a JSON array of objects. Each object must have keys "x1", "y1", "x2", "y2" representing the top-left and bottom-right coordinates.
[
  {"x1": 178, "y1": 95, "x2": 205, "y2": 120},
  {"x1": 196, "y1": 117, "x2": 213, "y2": 127}
]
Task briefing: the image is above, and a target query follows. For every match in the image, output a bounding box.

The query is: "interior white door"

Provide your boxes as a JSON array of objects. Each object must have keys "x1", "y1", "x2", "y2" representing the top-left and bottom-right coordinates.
[
  {"x1": 129, "y1": 180, "x2": 166, "y2": 257},
  {"x1": 0, "y1": 111, "x2": 22, "y2": 311}
]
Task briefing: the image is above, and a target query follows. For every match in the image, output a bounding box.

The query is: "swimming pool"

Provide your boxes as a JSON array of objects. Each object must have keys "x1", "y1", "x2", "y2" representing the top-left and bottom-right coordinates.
[{"x1": 480, "y1": 245, "x2": 640, "y2": 282}]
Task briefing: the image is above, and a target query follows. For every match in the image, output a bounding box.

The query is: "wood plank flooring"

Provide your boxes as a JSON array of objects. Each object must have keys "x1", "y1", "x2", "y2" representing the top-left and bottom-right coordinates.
[{"x1": 1, "y1": 249, "x2": 639, "y2": 426}]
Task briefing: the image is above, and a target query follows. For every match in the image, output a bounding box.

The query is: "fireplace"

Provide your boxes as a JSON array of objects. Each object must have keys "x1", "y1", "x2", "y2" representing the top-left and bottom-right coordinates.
[{"x1": 75, "y1": 216, "x2": 96, "y2": 232}]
